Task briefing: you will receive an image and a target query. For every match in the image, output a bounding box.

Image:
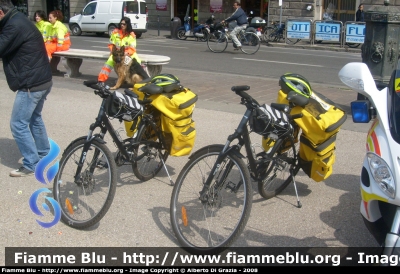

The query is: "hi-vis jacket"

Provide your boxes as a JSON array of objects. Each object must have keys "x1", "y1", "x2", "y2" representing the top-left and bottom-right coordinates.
[
  {"x1": 47, "y1": 20, "x2": 71, "y2": 49},
  {"x1": 108, "y1": 29, "x2": 141, "y2": 63},
  {"x1": 35, "y1": 20, "x2": 52, "y2": 42}
]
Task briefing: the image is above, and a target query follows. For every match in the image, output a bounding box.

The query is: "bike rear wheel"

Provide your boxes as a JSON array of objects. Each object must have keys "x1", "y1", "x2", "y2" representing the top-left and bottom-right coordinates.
[
  {"x1": 53, "y1": 138, "x2": 117, "y2": 229},
  {"x1": 207, "y1": 31, "x2": 228, "y2": 53},
  {"x1": 257, "y1": 136, "x2": 300, "y2": 200},
  {"x1": 131, "y1": 118, "x2": 169, "y2": 181},
  {"x1": 262, "y1": 27, "x2": 277, "y2": 42},
  {"x1": 240, "y1": 32, "x2": 261, "y2": 55},
  {"x1": 170, "y1": 145, "x2": 252, "y2": 254}
]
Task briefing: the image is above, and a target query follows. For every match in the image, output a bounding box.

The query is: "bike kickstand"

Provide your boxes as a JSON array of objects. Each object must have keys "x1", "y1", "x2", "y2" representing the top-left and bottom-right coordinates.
[
  {"x1": 290, "y1": 169, "x2": 302, "y2": 208},
  {"x1": 160, "y1": 156, "x2": 174, "y2": 186}
]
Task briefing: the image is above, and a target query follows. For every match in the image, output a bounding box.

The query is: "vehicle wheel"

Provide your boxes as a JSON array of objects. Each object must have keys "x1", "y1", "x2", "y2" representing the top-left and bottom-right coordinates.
[
  {"x1": 134, "y1": 32, "x2": 142, "y2": 38},
  {"x1": 177, "y1": 30, "x2": 187, "y2": 40},
  {"x1": 95, "y1": 32, "x2": 104, "y2": 37},
  {"x1": 257, "y1": 136, "x2": 300, "y2": 199},
  {"x1": 207, "y1": 31, "x2": 228, "y2": 53},
  {"x1": 53, "y1": 138, "x2": 117, "y2": 229},
  {"x1": 262, "y1": 27, "x2": 275, "y2": 43},
  {"x1": 131, "y1": 118, "x2": 169, "y2": 181},
  {"x1": 346, "y1": 43, "x2": 360, "y2": 48},
  {"x1": 108, "y1": 25, "x2": 117, "y2": 37},
  {"x1": 70, "y1": 24, "x2": 82, "y2": 36},
  {"x1": 170, "y1": 145, "x2": 252, "y2": 253},
  {"x1": 199, "y1": 28, "x2": 209, "y2": 42},
  {"x1": 240, "y1": 32, "x2": 260, "y2": 54}
]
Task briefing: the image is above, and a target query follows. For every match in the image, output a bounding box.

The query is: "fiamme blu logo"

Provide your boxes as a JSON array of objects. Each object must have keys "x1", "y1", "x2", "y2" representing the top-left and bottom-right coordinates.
[{"x1": 28, "y1": 138, "x2": 62, "y2": 228}]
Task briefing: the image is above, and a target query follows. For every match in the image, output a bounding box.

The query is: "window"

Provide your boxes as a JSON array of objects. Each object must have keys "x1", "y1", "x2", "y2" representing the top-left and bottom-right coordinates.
[{"x1": 83, "y1": 2, "x2": 96, "y2": 16}]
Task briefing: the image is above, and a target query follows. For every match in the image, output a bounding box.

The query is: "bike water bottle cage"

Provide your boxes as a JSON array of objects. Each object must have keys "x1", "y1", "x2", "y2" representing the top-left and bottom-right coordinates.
[{"x1": 279, "y1": 73, "x2": 312, "y2": 98}]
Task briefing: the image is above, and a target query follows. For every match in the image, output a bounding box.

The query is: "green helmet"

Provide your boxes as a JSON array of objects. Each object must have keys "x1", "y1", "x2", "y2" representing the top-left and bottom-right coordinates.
[
  {"x1": 279, "y1": 73, "x2": 312, "y2": 98},
  {"x1": 151, "y1": 73, "x2": 180, "y2": 86},
  {"x1": 151, "y1": 73, "x2": 183, "y2": 93}
]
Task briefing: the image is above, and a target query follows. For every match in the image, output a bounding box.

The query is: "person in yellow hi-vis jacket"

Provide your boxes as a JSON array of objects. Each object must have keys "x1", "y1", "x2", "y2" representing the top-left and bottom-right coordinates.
[
  {"x1": 97, "y1": 17, "x2": 141, "y2": 85},
  {"x1": 45, "y1": 10, "x2": 71, "y2": 61},
  {"x1": 33, "y1": 10, "x2": 51, "y2": 42}
]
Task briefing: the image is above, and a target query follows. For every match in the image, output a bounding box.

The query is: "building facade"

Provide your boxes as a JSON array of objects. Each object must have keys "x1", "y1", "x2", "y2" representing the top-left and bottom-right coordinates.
[{"x1": 19, "y1": 0, "x2": 396, "y2": 29}]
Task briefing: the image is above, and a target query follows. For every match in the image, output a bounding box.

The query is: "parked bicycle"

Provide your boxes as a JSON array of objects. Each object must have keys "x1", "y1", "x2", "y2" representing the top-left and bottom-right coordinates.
[
  {"x1": 170, "y1": 85, "x2": 305, "y2": 253},
  {"x1": 53, "y1": 80, "x2": 172, "y2": 229},
  {"x1": 207, "y1": 22, "x2": 261, "y2": 55},
  {"x1": 262, "y1": 21, "x2": 300, "y2": 45}
]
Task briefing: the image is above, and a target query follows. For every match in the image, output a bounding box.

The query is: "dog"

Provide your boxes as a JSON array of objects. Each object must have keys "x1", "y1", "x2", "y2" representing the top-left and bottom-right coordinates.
[{"x1": 110, "y1": 45, "x2": 150, "y2": 90}]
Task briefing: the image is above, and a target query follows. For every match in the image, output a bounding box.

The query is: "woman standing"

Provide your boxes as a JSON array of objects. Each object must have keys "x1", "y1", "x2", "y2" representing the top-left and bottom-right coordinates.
[
  {"x1": 45, "y1": 10, "x2": 71, "y2": 61},
  {"x1": 98, "y1": 17, "x2": 141, "y2": 85},
  {"x1": 356, "y1": 4, "x2": 365, "y2": 22},
  {"x1": 34, "y1": 10, "x2": 51, "y2": 42}
]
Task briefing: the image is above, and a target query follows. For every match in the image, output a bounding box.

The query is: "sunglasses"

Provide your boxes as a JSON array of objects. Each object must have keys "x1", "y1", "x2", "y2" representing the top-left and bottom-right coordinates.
[{"x1": 120, "y1": 23, "x2": 126, "y2": 26}]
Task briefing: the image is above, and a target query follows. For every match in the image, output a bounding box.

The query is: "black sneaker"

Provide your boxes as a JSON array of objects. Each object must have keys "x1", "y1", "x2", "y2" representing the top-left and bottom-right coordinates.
[
  {"x1": 10, "y1": 166, "x2": 34, "y2": 177},
  {"x1": 234, "y1": 46, "x2": 241, "y2": 51}
]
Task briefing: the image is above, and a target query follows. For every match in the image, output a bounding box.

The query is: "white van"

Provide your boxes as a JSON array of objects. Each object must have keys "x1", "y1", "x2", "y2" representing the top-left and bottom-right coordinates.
[{"x1": 69, "y1": 0, "x2": 147, "y2": 38}]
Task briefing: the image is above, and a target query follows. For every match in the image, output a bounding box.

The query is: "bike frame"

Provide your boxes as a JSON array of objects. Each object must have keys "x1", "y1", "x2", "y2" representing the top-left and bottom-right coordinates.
[
  {"x1": 198, "y1": 99, "x2": 293, "y2": 201},
  {"x1": 72, "y1": 96, "x2": 164, "y2": 183}
]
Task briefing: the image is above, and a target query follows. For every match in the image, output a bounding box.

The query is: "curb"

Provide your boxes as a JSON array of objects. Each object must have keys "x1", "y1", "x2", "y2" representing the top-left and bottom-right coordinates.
[{"x1": 143, "y1": 27, "x2": 362, "y2": 53}]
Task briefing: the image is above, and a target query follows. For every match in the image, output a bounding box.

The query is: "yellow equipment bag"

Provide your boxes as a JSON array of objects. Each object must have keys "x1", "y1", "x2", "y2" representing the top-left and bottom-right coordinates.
[
  {"x1": 129, "y1": 80, "x2": 198, "y2": 157},
  {"x1": 276, "y1": 73, "x2": 347, "y2": 182},
  {"x1": 298, "y1": 133, "x2": 337, "y2": 182},
  {"x1": 153, "y1": 88, "x2": 197, "y2": 156}
]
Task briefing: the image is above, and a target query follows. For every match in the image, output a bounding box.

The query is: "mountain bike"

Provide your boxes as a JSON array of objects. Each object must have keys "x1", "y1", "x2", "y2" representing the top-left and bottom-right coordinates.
[
  {"x1": 262, "y1": 21, "x2": 300, "y2": 45},
  {"x1": 53, "y1": 81, "x2": 171, "y2": 229},
  {"x1": 170, "y1": 85, "x2": 303, "y2": 254},
  {"x1": 207, "y1": 22, "x2": 261, "y2": 55}
]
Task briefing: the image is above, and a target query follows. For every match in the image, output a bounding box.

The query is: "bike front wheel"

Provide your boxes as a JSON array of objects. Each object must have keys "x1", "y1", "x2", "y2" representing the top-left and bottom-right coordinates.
[
  {"x1": 240, "y1": 32, "x2": 260, "y2": 54},
  {"x1": 207, "y1": 31, "x2": 228, "y2": 53},
  {"x1": 170, "y1": 145, "x2": 252, "y2": 254},
  {"x1": 131, "y1": 119, "x2": 169, "y2": 181},
  {"x1": 257, "y1": 136, "x2": 300, "y2": 200},
  {"x1": 53, "y1": 138, "x2": 117, "y2": 229}
]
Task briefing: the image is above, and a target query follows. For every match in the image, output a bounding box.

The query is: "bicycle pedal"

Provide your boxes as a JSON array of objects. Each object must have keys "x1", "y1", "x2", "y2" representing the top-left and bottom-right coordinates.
[{"x1": 96, "y1": 160, "x2": 109, "y2": 169}]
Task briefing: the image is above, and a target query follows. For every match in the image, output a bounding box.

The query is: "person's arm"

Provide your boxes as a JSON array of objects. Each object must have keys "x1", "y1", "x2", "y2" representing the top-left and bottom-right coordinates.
[
  {"x1": 107, "y1": 30, "x2": 118, "y2": 51},
  {"x1": 0, "y1": 22, "x2": 23, "y2": 57},
  {"x1": 224, "y1": 8, "x2": 240, "y2": 23},
  {"x1": 125, "y1": 32, "x2": 137, "y2": 56},
  {"x1": 55, "y1": 22, "x2": 66, "y2": 48}
]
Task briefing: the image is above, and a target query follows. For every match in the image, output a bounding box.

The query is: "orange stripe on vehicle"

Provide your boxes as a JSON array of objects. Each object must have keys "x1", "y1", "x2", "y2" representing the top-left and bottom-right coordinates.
[{"x1": 371, "y1": 131, "x2": 381, "y2": 156}]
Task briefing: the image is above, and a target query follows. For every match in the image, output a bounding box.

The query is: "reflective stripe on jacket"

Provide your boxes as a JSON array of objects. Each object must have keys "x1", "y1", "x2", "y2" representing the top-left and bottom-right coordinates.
[
  {"x1": 35, "y1": 20, "x2": 52, "y2": 42},
  {"x1": 108, "y1": 29, "x2": 137, "y2": 57},
  {"x1": 48, "y1": 20, "x2": 71, "y2": 47}
]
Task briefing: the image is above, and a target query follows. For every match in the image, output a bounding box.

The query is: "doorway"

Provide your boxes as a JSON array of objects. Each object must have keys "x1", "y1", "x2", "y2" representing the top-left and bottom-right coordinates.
[
  {"x1": 323, "y1": 0, "x2": 356, "y2": 23},
  {"x1": 46, "y1": 0, "x2": 70, "y2": 23},
  {"x1": 241, "y1": 0, "x2": 262, "y2": 17},
  {"x1": 175, "y1": 0, "x2": 198, "y2": 27}
]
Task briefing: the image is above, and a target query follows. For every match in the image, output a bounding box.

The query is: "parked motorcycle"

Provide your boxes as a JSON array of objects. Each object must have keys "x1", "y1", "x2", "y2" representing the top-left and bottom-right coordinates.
[
  {"x1": 339, "y1": 61, "x2": 400, "y2": 263},
  {"x1": 177, "y1": 4, "x2": 209, "y2": 42},
  {"x1": 177, "y1": 15, "x2": 209, "y2": 42}
]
